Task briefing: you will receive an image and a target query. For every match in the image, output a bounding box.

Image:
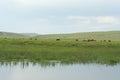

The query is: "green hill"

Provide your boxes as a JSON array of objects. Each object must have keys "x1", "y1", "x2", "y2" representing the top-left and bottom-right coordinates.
[
  {"x1": 0, "y1": 31, "x2": 120, "y2": 41},
  {"x1": 35, "y1": 31, "x2": 120, "y2": 41},
  {"x1": 0, "y1": 32, "x2": 28, "y2": 38},
  {"x1": 21, "y1": 33, "x2": 39, "y2": 37}
]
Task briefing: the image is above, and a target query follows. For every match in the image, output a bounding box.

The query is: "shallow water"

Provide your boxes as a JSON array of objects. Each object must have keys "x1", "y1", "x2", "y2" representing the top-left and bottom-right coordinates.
[{"x1": 0, "y1": 62, "x2": 120, "y2": 80}]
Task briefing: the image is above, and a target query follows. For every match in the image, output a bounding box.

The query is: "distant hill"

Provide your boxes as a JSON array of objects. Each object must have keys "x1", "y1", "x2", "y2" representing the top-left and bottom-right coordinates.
[
  {"x1": 0, "y1": 31, "x2": 120, "y2": 41},
  {"x1": 35, "y1": 31, "x2": 120, "y2": 41},
  {"x1": 21, "y1": 33, "x2": 39, "y2": 37},
  {"x1": 0, "y1": 32, "x2": 28, "y2": 38}
]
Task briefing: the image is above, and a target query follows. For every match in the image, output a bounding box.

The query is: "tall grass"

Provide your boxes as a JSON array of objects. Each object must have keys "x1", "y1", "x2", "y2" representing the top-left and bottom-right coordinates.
[{"x1": 0, "y1": 38, "x2": 120, "y2": 65}]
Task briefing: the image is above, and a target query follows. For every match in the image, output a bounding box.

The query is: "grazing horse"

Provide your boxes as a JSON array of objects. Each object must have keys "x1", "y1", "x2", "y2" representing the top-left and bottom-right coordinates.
[
  {"x1": 103, "y1": 40, "x2": 106, "y2": 42},
  {"x1": 88, "y1": 39, "x2": 96, "y2": 42},
  {"x1": 108, "y1": 40, "x2": 111, "y2": 42},
  {"x1": 56, "y1": 38, "x2": 60, "y2": 41},
  {"x1": 35, "y1": 38, "x2": 37, "y2": 40},
  {"x1": 83, "y1": 39, "x2": 96, "y2": 42},
  {"x1": 75, "y1": 39, "x2": 79, "y2": 41}
]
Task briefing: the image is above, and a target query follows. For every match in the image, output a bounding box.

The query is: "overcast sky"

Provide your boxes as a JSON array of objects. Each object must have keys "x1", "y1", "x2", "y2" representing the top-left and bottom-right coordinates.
[{"x1": 0, "y1": 0, "x2": 120, "y2": 34}]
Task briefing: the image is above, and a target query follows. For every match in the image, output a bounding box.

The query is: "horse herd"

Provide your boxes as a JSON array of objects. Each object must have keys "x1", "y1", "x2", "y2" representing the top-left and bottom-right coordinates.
[
  {"x1": 56, "y1": 38, "x2": 111, "y2": 42},
  {"x1": 2, "y1": 38, "x2": 111, "y2": 42}
]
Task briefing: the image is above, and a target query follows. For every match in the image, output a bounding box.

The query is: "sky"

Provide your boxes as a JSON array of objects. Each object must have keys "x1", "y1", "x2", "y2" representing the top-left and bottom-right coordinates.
[{"x1": 0, "y1": 0, "x2": 120, "y2": 34}]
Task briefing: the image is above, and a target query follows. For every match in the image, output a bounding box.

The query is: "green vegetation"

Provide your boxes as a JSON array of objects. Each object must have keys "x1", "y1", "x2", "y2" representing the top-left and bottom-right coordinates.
[
  {"x1": 0, "y1": 38, "x2": 120, "y2": 65},
  {"x1": 35, "y1": 31, "x2": 120, "y2": 41},
  {"x1": 0, "y1": 31, "x2": 120, "y2": 41}
]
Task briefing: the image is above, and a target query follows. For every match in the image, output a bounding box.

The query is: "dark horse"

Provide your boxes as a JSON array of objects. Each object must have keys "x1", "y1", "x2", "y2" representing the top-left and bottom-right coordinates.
[{"x1": 56, "y1": 38, "x2": 60, "y2": 41}]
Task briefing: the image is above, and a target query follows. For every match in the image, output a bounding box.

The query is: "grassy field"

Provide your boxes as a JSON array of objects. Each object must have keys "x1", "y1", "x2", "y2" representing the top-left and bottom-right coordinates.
[
  {"x1": 0, "y1": 38, "x2": 120, "y2": 65},
  {"x1": 0, "y1": 31, "x2": 120, "y2": 41},
  {"x1": 35, "y1": 31, "x2": 120, "y2": 41}
]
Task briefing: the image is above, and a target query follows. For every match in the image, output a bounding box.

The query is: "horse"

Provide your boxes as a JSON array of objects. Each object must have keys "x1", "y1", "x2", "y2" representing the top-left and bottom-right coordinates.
[{"x1": 56, "y1": 38, "x2": 60, "y2": 41}]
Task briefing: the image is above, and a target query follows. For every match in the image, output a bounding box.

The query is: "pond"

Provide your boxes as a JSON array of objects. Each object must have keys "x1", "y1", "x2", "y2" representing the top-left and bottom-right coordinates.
[{"x1": 0, "y1": 62, "x2": 120, "y2": 80}]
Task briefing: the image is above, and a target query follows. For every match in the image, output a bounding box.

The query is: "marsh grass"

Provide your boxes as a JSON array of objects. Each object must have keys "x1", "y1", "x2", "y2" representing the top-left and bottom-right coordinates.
[{"x1": 0, "y1": 38, "x2": 120, "y2": 65}]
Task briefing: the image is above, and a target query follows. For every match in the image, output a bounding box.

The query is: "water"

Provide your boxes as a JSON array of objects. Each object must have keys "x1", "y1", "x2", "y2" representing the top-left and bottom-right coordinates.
[{"x1": 0, "y1": 62, "x2": 120, "y2": 80}]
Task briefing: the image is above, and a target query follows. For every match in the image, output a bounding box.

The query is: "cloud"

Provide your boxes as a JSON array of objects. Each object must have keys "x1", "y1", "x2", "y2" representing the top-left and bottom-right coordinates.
[
  {"x1": 13, "y1": 0, "x2": 86, "y2": 6},
  {"x1": 0, "y1": 0, "x2": 120, "y2": 33},
  {"x1": 13, "y1": 0, "x2": 117, "y2": 9},
  {"x1": 13, "y1": 0, "x2": 72, "y2": 7},
  {"x1": 96, "y1": 16, "x2": 119, "y2": 24},
  {"x1": 67, "y1": 16, "x2": 120, "y2": 24},
  {"x1": 66, "y1": 16, "x2": 120, "y2": 32}
]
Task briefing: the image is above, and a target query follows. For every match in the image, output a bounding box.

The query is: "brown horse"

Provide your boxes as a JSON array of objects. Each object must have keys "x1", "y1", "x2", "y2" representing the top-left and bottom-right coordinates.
[{"x1": 83, "y1": 39, "x2": 96, "y2": 42}]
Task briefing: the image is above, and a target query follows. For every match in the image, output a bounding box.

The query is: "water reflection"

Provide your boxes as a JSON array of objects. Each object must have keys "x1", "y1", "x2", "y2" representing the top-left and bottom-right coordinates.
[
  {"x1": 0, "y1": 61, "x2": 59, "y2": 68},
  {"x1": 0, "y1": 60, "x2": 119, "y2": 68},
  {"x1": 0, "y1": 61, "x2": 120, "y2": 80}
]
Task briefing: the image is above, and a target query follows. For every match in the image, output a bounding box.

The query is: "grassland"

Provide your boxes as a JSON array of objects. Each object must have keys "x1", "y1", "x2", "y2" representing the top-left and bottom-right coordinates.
[
  {"x1": 35, "y1": 31, "x2": 120, "y2": 41},
  {"x1": 0, "y1": 38, "x2": 120, "y2": 65},
  {"x1": 0, "y1": 31, "x2": 120, "y2": 41}
]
